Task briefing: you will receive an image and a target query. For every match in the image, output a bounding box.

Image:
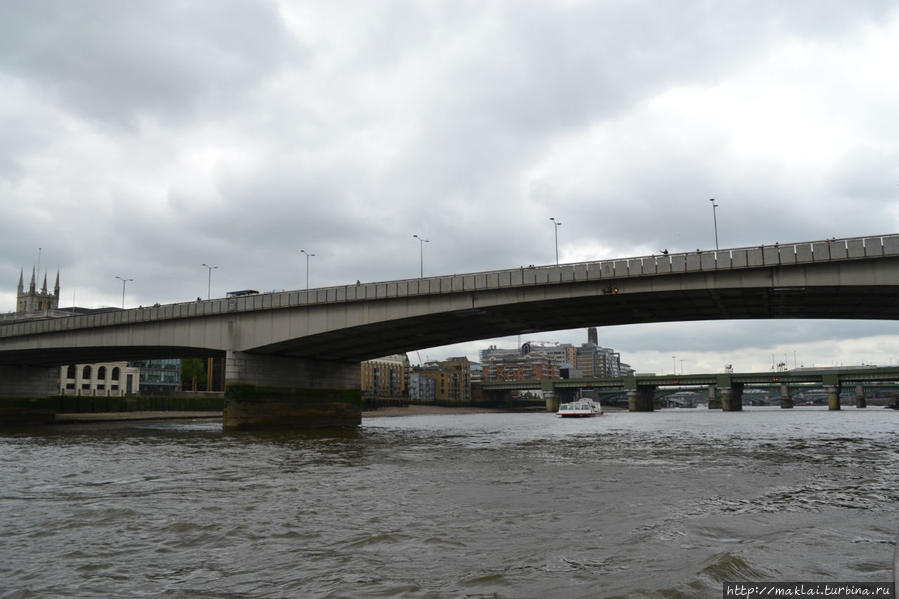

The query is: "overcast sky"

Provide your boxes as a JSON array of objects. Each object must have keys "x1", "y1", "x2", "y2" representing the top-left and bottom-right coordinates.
[{"x1": 3, "y1": 1, "x2": 899, "y2": 374}]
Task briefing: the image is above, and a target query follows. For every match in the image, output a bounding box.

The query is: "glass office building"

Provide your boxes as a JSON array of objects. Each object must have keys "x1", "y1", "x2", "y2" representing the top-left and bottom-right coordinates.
[{"x1": 128, "y1": 359, "x2": 182, "y2": 394}]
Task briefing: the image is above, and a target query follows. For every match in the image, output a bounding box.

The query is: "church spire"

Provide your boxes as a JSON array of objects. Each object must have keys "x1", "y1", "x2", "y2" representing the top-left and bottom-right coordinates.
[
  {"x1": 54, "y1": 269, "x2": 60, "y2": 296},
  {"x1": 41, "y1": 273, "x2": 48, "y2": 294},
  {"x1": 17, "y1": 269, "x2": 23, "y2": 294},
  {"x1": 29, "y1": 267, "x2": 35, "y2": 293}
]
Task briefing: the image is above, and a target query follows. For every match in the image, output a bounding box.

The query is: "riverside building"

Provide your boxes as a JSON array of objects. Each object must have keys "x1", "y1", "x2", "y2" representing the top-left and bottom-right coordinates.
[
  {"x1": 414, "y1": 357, "x2": 472, "y2": 402},
  {"x1": 361, "y1": 354, "x2": 410, "y2": 400}
]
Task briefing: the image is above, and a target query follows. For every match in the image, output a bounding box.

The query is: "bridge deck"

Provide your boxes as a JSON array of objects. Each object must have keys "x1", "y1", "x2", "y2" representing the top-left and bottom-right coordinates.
[{"x1": 3, "y1": 234, "x2": 897, "y2": 340}]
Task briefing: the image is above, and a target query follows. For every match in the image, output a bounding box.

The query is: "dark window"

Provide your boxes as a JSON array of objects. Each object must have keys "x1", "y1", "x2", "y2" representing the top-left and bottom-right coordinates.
[
  {"x1": 98, "y1": 366, "x2": 107, "y2": 380},
  {"x1": 112, "y1": 367, "x2": 120, "y2": 381},
  {"x1": 82, "y1": 365, "x2": 92, "y2": 379},
  {"x1": 66, "y1": 365, "x2": 76, "y2": 379}
]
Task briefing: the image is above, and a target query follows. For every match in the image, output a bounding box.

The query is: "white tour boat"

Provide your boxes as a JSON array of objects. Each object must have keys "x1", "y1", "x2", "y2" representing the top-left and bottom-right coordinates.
[{"x1": 557, "y1": 398, "x2": 603, "y2": 418}]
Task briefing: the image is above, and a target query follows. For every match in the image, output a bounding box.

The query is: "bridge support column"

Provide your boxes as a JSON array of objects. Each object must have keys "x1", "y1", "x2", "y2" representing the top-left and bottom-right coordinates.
[
  {"x1": 854, "y1": 383, "x2": 866, "y2": 408},
  {"x1": 707, "y1": 384, "x2": 721, "y2": 409},
  {"x1": 223, "y1": 352, "x2": 361, "y2": 430},
  {"x1": 825, "y1": 385, "x2": 840, "y2": 411},
  {"x1": 0, "y1": 364, "x2": 59, "y2": 426},
  {"x1": 721, "y1": 383, "x2": 744, "y2": 411},
  {"x1": 780, "y1": 383, "x2": 793, "y2": 409},
  {"x1": 627, "y1": 386, "x2": 655, "y2": 412}
]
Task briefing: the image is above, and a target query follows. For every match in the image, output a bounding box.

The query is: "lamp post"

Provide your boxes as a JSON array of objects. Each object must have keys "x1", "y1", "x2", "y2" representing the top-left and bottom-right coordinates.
[
  {"x1": 672, "y1": 355, "x2": 677, "y2": 375},
  {"x1": 549, "y1": 217, "x2": 562, "y2": 264},
  {"x1": 201, "y1": 263, "x2": 218, "y2": 300},
  {"x1": 299, "y1": 249, "x2": 315, "y2": 290},
  {"x1": 709, "y1": 198, "x2": 719, "y2": 251},
  {"x1": 114, "y1": 275, "x2": 133, "y2": 309},
  {"x1": 413, "y1": 234, "x2": 429, "y2": 278}
]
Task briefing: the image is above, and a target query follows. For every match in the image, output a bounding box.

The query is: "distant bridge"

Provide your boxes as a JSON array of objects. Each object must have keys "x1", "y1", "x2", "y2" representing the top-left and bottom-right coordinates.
[
  {"x1": 2, "y1": 234, "x2": 898, "y2": 428},
  {"x1": 479, "y1": 366, "x2": 899, "y2": 411}
]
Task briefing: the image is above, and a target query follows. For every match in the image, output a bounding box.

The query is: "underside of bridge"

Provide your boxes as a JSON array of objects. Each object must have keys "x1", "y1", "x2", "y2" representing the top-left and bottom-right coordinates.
[
  {"x1": 252, "y1": 284, "x2": 899, "y2": 361},
  {"x1": 0, "y1": 345, "x2": 222, "y2": 367}
]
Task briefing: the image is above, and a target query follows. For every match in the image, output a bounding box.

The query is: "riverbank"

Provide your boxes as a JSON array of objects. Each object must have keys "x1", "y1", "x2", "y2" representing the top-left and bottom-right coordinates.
[{"x1": 55, "y1": 411, "x2": 222, "y2": 424}]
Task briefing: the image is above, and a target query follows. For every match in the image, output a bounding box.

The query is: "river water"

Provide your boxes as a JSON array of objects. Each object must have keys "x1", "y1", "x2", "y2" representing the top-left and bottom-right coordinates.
[{"x1": 1, "y1": 407, "x2": 896, "y2": 598}]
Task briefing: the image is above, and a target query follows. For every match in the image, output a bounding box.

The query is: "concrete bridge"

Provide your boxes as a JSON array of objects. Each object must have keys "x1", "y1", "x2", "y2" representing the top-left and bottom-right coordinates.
[
  {"x1": 480, "y1": 366, "x2": 899, "y2": 411},
  {"x1": 2, "y1": 233, "x2": 898, "y2": 428}
]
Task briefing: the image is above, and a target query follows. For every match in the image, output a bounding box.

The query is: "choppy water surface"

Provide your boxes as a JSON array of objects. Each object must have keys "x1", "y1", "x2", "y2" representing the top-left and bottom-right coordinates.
[{"x1": 1, "y1": 407, "x2": 896, "y2": 598}]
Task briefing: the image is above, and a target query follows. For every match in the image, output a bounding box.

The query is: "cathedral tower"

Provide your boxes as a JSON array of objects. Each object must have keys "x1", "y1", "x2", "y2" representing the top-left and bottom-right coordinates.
[{"x1": 16, "y1": 267, "x2": 60, "y2": 313}]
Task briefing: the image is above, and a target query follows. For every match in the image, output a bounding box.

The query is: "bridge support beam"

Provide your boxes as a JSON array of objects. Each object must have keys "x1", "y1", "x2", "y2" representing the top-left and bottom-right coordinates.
[
  {"x1": 223, "y1": 352, "x2": 361, "y2": 430},
  {"x1": 780, "y1": 383, "x2": 793, "y2": 409},
  {"x1": 0, "y1": 364, "x2": 59, "y2": 425},
  {"x1": 855, "y1": 383, "x2": 866, "y2": 408},
  {"x1": 707, "y1": 384, "x2": 721, "y2": 409},
  {"x1": 721, "y1": 384, "x2": 744, "y2": 411},
  {"x1": 825, "y1": 385, "x2": 841, "y2": 411},
  {"x1": 627, "y1": 386, "x2": 655, "y2": 412}
]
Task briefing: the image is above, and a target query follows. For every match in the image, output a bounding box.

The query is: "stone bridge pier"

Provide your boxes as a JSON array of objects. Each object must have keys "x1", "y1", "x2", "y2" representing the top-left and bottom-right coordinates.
[
  {"x1": 223, "y1": 352, "x2": 362, "y2": 430},
  {"x1": 627, "y1": 385, "x2": 656, "y2": 412},
  {"x1": 707, "y1": 384, "x2": 721, "y2": 409},
  {"x1": 825, "y1": 384, "x2": 841, "y2": 411},
  {"x1": 721, "y1": 383, "x2": 744, "y2": 411},
  {"x1": 780, "y1": 383, "x2": 793, "y2": 409},
  {"x1": 0, "y1": 364, "x2": 59, "y2": 425}
]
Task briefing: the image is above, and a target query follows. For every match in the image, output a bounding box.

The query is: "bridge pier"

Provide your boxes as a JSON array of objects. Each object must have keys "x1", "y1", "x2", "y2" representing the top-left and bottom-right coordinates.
[
  {"x1": 780, "y1": 383, "x2": 793, "y2": 409},
  {"x1": 0, "y1": 364, "x2": 59, "y2": 425},
  {"x1": 627, "y1": 386, "x2": 655, "y2": 412},
  {"x1": 223, "y1": 352, "x2": 362, "y2": 430},
  {"x1": 825, "y1": 385, "x2": 841, "y2": 411},
  {"x1": 707, "y1": 384, "x2": 721, "y2": 409},
  {"x1": 721, "y1": 383, "x2": 744, "y2": 411},
  {"x1": 546, "y1": 387, "x2": 577, "y2": 412},
  {"x1": 855, "y1": 383, "x2": 866, "y2": 408}
]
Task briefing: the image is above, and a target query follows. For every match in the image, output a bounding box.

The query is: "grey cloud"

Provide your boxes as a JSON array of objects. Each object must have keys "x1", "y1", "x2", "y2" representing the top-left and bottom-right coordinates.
[
  {"x1": 598, "y1": 320, "x2": 899, "y2": 355},
  {"x1": 0, "y1": 0, "x2": 296, "y2": 127}
]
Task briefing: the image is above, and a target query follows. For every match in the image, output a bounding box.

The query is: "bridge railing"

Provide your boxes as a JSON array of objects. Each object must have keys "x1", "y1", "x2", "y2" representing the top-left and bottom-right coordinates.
[{"x1": 2, "y1": 234, "x2": 898, "y2": 338}]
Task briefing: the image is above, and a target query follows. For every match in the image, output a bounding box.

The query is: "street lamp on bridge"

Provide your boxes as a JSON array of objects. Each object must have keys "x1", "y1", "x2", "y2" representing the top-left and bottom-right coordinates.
[
  {"x1": 413, "y1": 234, "x2": 429, "y2": 278},
  {"x1": 299, "y1": 249, "x2": 315, "y2": 290},
  {"x1": 549, "y1": 217, "x2": 562, "y2": 265},
  {"x1": 201, "y1": 263, "x2": 218, "y2": 300},
  {"x1": 709, "y1": 198, "x2": 719, "y2": 251},
  {"x1": 114, "y1": 275, "x2": 133, "y2": 309}
]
